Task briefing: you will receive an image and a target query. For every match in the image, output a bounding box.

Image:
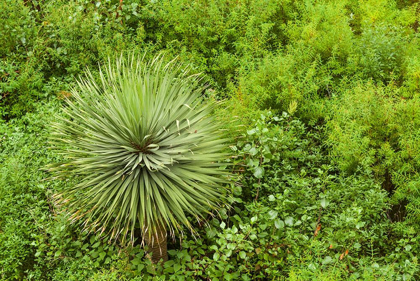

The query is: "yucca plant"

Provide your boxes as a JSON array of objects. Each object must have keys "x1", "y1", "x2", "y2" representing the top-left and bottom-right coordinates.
[{"x1": 50, "y1": 54, "x2": 229, "y2": 263}]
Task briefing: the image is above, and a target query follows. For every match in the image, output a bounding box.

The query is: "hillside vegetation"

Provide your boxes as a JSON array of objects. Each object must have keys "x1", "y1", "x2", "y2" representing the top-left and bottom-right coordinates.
[{"x1": 1, "y1": 0, "x2": 420, "y2": 280}]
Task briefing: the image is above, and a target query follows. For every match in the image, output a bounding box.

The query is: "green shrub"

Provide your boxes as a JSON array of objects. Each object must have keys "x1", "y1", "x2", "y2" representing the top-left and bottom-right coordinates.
[
  {"x1": 142, "y1": 0, "x2": 294, "y2": 87},
  {"x1": 351, "y1": 24, "x2": 408, "y2": 83},
  {"x1": 327, "y1": 82, "x2": 420, "y2": 225},
  {"x1": 0, "y1": 0, "x2": 145, "y2": 119},
  {"x1": 0, "y1": 0, "x2": 37, "y2": 58},
  {"x1": 0, "y1": 101, "x2": 62, "y2": 279}
]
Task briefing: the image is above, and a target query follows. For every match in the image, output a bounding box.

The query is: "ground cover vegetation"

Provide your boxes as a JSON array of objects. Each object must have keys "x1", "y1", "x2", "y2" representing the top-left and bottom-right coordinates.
[{"x1": 1, "y1": 0, "x2": 419, "y2": 280}]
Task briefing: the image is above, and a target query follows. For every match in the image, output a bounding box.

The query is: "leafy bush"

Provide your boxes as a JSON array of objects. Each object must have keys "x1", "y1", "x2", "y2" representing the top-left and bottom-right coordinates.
[
  {"x1": 327, "y1": 82, "x2": 420, "y2": 224},
  {"x1": 0, "y1": 0, "x2": 145, "y2": 119},
  {"x1": 142, "y1": 0, "x2": 293, "y2": 87},
  {"x1": 352, "y1": 24, "x2": 407, "y2": 83}
]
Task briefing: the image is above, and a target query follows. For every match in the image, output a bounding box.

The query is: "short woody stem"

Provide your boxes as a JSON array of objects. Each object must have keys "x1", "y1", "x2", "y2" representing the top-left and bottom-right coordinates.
[{"x1": 144, "y1": 223, "x2": 168, "y2": 264}]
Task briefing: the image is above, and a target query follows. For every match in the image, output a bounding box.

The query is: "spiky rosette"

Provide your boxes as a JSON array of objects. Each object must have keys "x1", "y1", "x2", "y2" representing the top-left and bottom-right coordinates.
[{"x1": 50, "y1": 54, "x2": 229, "y2": 244}]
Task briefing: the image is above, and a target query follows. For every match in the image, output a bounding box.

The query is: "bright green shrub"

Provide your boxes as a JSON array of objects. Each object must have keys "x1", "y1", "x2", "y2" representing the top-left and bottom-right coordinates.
[
  {"x1": 232, "y1": 0, "x2": 420, "y2": 122},
  {"x1": 143, "y1": 0, "x2": 295, "y2": 87},
  {"x1": 234, "y1": 1, "x2": 355, "y2": 121},
  {"x1": 327, "y1": 82, "x2": 420, "y2": 225},
  {"x1": 0, "y1": 0, "x2": 41, "y2": 119},
  {"x1": 237, "y1": 52, "x2": 331, "y2": 122},
  {"x1": 0, "y1": 0, "x2": 37, "y2": 58},
  {"x1": 37, "y1": 0, "x2": 143, "y2": 76},
  {"x1": 351, "y1": 24, "x2": 408, "y2": 83},
  {"x1": 0, "y1": 102, "x2": 62, "y2": 279},
  {"x1": 285, "y1": 1, "x2": 354, "y2": 62},
  {"x1": 0, "y1": 60, "x2": 44, "y2": 118},
  {"x1": 403, "y1": 48, "x2": 420, "y2": 92}
]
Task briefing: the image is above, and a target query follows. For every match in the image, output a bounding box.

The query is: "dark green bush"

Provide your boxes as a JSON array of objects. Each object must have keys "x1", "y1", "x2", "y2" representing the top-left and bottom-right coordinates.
[{"x1": 0, "y1": 0, "x2": 145, "y2": 119}]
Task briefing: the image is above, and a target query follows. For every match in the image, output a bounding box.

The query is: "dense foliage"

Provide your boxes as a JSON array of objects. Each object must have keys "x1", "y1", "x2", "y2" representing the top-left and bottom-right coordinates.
[{"x1": 1, "y1": 0, "x2": 420, "y2": 280}]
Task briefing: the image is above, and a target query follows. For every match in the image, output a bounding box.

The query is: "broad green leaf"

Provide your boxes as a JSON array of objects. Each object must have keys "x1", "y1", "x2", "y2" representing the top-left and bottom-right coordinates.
[{"x1": 274, "y1": 219, "x2": 284, "y2": 229}]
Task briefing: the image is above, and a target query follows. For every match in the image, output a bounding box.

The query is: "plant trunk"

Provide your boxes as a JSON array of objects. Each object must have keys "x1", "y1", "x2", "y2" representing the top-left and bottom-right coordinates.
[{"x1": 144, "y1": 224, "x2": 168, "y2": 264}]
